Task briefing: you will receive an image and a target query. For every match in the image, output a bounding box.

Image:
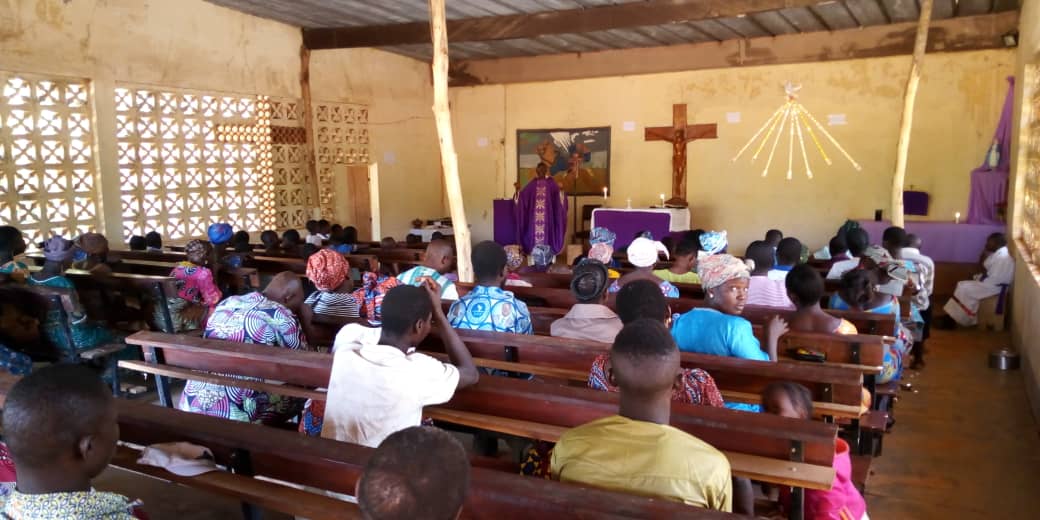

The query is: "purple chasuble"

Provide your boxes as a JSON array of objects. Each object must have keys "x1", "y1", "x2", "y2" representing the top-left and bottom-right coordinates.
[{"x1": 516, "y1": 177, "x2": 568, "y2": 254}]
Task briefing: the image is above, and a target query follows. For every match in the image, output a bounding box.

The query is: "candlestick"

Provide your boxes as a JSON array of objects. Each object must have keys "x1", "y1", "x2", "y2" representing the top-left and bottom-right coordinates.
[
  {"x1": 602, "y1": 186, "x2": 608, "y2": 200},
  {"x1": 955, "y1": 212, "x2": 961, "y2": 224},
  {"x1": 626, "y1": 198, "x2": 632, "y2": 209},
  {"x1": 659, "y1": 193, "x2": 666, "y2": 206}
]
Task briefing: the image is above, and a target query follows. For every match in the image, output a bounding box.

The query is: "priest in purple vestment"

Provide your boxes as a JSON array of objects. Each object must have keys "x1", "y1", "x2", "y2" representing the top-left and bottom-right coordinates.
[{"x1": 516, "y1": 163, "x2": 568, "y2": 255}]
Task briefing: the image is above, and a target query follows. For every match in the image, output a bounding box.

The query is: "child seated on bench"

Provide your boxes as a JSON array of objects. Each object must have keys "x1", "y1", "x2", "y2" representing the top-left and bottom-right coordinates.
[
  {"x1": 786, "y1": 264, "x2": 858, "y2": 335},
  {"x1": 762, "y1": 382, "x2": 868, "y2": 520},
  {"x1": 1, "y1": 364, "x2": 147, "y2": 518},
  {"x1": 396, "y1": 238, "x2": 458, "y2": 300},
  {"x1": 358, "y1": 426, "x2": 470, "y2": 520},
  {"x1": 160, "y1": 239, "x2": 222, "y2": 332},
  {"x1": 551, "y1": 319, "x2": 732, "y2": 511},
  {"x1": 831, "y1": 268, "x2": 910, "y2": 384}
]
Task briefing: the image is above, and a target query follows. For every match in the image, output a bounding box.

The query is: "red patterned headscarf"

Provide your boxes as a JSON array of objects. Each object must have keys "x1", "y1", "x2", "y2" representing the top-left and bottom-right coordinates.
[{"x1": 306, "y1": 249, "x2": 348, "y2": 291}]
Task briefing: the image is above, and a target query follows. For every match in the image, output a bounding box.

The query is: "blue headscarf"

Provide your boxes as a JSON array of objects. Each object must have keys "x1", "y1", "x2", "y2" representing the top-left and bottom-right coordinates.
[
  {"x1": 531, "y1": 244, "x2": 554, "y2": 267},
  {"x1": 207, "y1": 223, "x2": 233, "y2": 245},
  {"x1": 589, "y1": 227, "x2": 616, "y2": 246},
  {"x1": 699, "y1": 230, "x2": 728, "y2": 255}
]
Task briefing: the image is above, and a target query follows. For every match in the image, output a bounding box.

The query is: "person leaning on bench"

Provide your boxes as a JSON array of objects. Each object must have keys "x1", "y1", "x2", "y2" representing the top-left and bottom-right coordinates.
[
  {"x1": 551, "y1": 319, "x2": 733, "y2": 512},
  {"x1": 0, "y1": 364, "x2": 148, "y2": 518},
  {"x1": 322, "y1": 280, "x2": 480, "y2": 448}
]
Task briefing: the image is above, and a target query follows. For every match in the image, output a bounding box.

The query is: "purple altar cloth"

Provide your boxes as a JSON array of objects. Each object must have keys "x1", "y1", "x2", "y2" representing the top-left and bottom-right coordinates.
[
  {"x1": 966, "y1": 77, "x2": 1014, "y2": 225},
  {"x1": 857, "y1": 220, "x2": 1004, "y2": 263},
  {"x1": 493, "y1": 199, "x2": 517, "y2": 246},
  {"x1": 591, "y1": 210, "x2": 671, "y2": 249}
]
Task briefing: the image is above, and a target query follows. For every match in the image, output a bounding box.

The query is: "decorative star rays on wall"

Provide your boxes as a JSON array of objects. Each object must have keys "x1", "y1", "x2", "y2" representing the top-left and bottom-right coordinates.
[{"x1": 733, "y1": 82, "x2": 862, "y2": 180}]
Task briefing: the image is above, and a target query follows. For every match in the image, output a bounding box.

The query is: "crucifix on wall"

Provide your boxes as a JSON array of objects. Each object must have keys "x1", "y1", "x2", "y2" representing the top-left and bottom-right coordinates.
[{"x1": 645, "y1": 103, "x2": 718, "y2": 207}]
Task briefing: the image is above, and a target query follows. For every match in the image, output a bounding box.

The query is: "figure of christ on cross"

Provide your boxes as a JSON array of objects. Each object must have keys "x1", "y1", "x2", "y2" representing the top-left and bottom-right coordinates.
[{"x1": 645, "y1": 103, "x2": 718, "y2": 207}]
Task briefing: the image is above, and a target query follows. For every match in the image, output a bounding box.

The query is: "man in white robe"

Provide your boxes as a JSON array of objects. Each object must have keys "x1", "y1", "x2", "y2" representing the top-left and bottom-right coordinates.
[{"x1": 942, "y1": 233, "x2": 1014, "y2": 327}]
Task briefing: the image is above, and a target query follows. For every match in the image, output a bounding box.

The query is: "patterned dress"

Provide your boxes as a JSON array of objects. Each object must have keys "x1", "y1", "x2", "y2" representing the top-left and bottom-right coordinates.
[
  {"x1": 607, "y1": 279, "x2": 680, "y2": 298},
  {"x1": 1, "y1": 490, "x2": 144, "y2": 519},
  {"x1": 0, "y1": 260, "x2": 28, "y2": 281},
  {"x1": 178, "y1": 292, "x2": 307, "y2": 425},
  {"x1": 395, "y1": 265, "x2": 459, "y2": 300},
  {"x1": 26, "y1": 275, "x2": 118, "y2": 361},
  {"x1": 351, "y1": 272, "x2": 400, "y2": 325},
  {"x1": 447, "y1": 285, "x2": 532, "y2": 335},
  {"x1": 156, "y1": 262, "x2": 222, "y2": 332}
]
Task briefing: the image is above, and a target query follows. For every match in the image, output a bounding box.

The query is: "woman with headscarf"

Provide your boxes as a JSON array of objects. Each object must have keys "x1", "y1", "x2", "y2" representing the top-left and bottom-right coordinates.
[
  {"x1": 304, "y1": 249, "x2": 360, "y2": 318},
  {"x1": 520, "y1": 244, "x2": 565, "y2": 275},
  {"x1": 502, "y1": 245, "x2": 533, "y2": 287},
  {"x1": 72, "y1": 232, "x2": 114, "y2": 275},
  {"x1": 0, "y1": 226, "x2": 28, "y2": 282},
  {"x1": 28, "y1": 237, "x2": 120, "y2": 360},
  {"x1": 831, "y1": 265, "x2": 911, "y2": 385},
  {"x1": 607, "y1": 237, "x2": 678, "y2": 298},
  {"x1": 550, "y1": 261, "x2": 622, "y2": 343},
  {"x1": 157, "y1": 240, "x2": 223, "y2": 332},
  {"x1": 672, "y1": 254, "x2": 789, "y2": 363},
  {"x1": 587, "y1": 227, "x2": 621, "y2": 279}
]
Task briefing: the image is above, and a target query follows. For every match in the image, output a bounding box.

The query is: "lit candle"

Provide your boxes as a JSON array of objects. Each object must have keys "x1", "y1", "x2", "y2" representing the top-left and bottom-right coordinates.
[
  {"x1": 659, "y1": 193, "x2": 666, "y2": 206},
  {"x1": 955, "y1": 212, "x2": 961, "y2": 224},
  {"x1": 603, "y1": 186, "x2": 608, "y2": 200}
]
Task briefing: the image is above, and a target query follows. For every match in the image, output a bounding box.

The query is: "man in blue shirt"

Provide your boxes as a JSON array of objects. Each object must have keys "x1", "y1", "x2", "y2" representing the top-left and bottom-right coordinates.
[{"x1": 448, "y1": 241, "x2": 532, "y2": 335}]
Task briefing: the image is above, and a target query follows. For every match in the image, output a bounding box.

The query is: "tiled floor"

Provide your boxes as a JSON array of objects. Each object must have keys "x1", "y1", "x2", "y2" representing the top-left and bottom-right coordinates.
[{"x1": 866, "y1": 328, "x2": 1040, "y2": 518}]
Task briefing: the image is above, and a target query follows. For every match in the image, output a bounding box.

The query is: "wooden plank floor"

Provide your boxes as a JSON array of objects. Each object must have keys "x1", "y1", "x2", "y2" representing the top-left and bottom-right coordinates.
[{"x1": 867, "y1": 328, "x2": 1040, "y2": 518}]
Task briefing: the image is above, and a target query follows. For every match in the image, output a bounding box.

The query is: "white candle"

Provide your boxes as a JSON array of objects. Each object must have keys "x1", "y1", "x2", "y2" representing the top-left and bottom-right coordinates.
[
  {"x1": 603, "y1": 186, "x2": 608, "y2": 199},
  {"x1": 955, "y1": 212, "x2": 961, "y2": 224},
  {"x1": 659, "y1": 193, "x2": 666, "y2": 206}
]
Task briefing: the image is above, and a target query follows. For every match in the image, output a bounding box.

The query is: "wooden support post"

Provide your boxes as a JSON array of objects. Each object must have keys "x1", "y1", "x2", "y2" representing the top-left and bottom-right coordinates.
[
  {"x1": 429, "y1": 0, "x2": 473, "y2": 282},
  {"x1": 299, "y1": 44, "x2": 322, "y2": 219},
  {"x1": 890, "y1": 0, "x2": 933, "y2": 228}
]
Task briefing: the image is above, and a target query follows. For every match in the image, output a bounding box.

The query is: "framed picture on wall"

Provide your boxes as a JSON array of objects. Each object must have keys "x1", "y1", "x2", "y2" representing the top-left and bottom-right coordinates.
[{"x1": 517, "y1": 127, "x2": 611, "y2": 196}]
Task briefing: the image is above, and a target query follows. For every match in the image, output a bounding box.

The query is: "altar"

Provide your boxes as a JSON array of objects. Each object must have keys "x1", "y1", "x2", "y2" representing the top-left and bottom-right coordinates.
[
  {"x1": 592, "y1": 207, "x2": 691, "y2": 248},
  {"x1": 856, "y1": 219, "x2": 1006, "y2": 263}
]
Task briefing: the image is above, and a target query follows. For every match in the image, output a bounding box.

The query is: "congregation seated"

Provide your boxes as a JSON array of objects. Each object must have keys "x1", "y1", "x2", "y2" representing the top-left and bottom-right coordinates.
[
  {"x1": 396, "y1": 238, "x2": 458, "y2": 300},
  {"x1": 762, "y1": 382, "x2": 868, "y2": 520},
  {"x1": 305, "y1": 249, "x2": 359, "y2": 319},
  {"x1": 786, "y1": 264, "x2": 858, "y2": 335},
  {"x1": 745, "y1": 240, "x2": 794, "y2": 310},
  {"x1": 379, "y1": 236, "x2": 397, "y2": 249},
  {"x1": 609, "y1": 237, "x2": 678, "y2": 298},
  {"x1": 589, "y1": 279, "x2": 724, "y2": 407},
  {"x1": 358, "y1": 426, "x2": 470, "y2": 520},
  {"x1": 764, "y1": 228, "x2": 783, "y2": 251},
  {"x1": 179, "y1": 272, "x2": 312, "y2": 425},
  {"x1": 519, "y1": 244, "x2": 562, "y2": 275},
  {"x1": 1, "y1": 365, "x2": 147, "y2": 518},
  {"x1": 448, "y1": 241, "x2": 532, "y2": 334},
  {"x1": 280, "y1": 229, "x2": 302, "y2": 256},
  {"x1": 144, "y1": 231, "x2": 163, "y2": 253},
  {"x1": 259, "y1": 229, "x2": 280, "y2": 255},
  {"x1": 587, "y1": 226, "x2": 621, "y2": 279},
  {"x1": 769, "y1": 237, "x2": 802, "y2": 282},
  {"x1": 321, "y1": 282, "x2": 479, "y2": 447},
  {"x1": 551, "y1": 319, "x2": 733, "y2": 512},
  {"x1": 226, "y1": 230, "x2": 254, "y2": 267},
  {"x1": 72, "y1": 232, "x2": 115, "y2": 275},
  {"x1": 813, "y1": 234, "x2": 851, "y2": 267},
  {"x1": 833, "y1": 268, "x2": 909, "y2": 384},
  {"x1": 550, "y1": 260, "x2": 622, "y2": 343},
  {"x1": 0, "y1": 225, "x2": 28, "y2": 282},
  {"x1": 826, "y1": 227, "x2": 870, "y2": 280},
  {"x1": 672, "y1": 254, "x2": 787, "y2": 364},
  {"x1": 503, "y1": 245, "x2": 533, "y2": 287},
  {"x1": 127, "y1": 235, "x2": 146, "y2": 252},
  {"x1": 941, "y1": 232, "x2": 1014, "y2": 328},
  {"x1": 653, "y1": 235, "x2": 700, "y2": 285},
  {"x1": 901, "y1": 233, "x2": 935, "y2": 368},
  {"x1": 160, "y1": 239, "x2": 221, "y2": 332},
  {"x1": 28, "y1": 237, "x2": 121, "y2": 361},
  {"x1": 305, "y1": 219, "x2": 327, "y2": 247}
]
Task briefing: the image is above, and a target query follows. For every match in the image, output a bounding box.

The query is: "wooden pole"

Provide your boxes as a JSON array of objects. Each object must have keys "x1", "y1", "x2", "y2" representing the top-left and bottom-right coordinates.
[
  {"x1": 890, "y1": 0, "x2": 933, "y2": 228},
  {"x1": 429, "y1": 0, "x2": 473, "y2": 282},
  {"x1": 299, "y1": 44, "x2": 322, "y2": 220}
]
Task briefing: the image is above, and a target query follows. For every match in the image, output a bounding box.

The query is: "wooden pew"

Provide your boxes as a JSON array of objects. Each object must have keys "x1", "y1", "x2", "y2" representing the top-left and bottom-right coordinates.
[
  {"x1": 0, "y1": 374, "x2": 724, "y2": 520},
  {"x1": 121, "y1": 331, "x2": 838, "y2": 504}
]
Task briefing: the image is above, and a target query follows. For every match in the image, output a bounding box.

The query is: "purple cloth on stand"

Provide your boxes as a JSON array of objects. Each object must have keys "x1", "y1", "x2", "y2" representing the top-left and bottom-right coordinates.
[
  {"x1": 515, "y1": 177, "x2": 568, "y2": 255},
  {"x1": 493, "y1": 199, "x2": 518, "y2": 246},
  {"x1": 857, "y1": 220, "x2": 1004, "y2": 263},
  {"x1": 966, "y1": 77, "x2": 1014, "y2": 225},
  {"x1": 591, "y1": 210, "x2": 671, "y2": 249},
  {"x1": 903, "y1": 191, "x2": 929, "y2": 216}
]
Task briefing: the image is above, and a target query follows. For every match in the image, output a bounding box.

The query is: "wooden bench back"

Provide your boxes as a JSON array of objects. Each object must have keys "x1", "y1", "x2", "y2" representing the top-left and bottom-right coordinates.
[{"x1": 124, "y1": 331, "x2": 837, "y2": 469}]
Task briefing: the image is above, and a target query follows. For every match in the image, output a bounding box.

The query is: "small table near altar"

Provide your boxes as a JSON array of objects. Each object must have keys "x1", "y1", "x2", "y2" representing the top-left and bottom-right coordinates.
[
  {"x1": 592, "y1": 207, "x2": 691, "y2": 248},
  {"x1": 856, "y1": 219, "x2": 1005, "y2": 263}
]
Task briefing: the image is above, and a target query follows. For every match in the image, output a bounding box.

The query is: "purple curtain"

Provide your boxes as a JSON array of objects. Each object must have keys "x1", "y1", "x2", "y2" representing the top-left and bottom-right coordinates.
[
  {"x1": 493, "y1": 199, "x2": 517, "y2": 246},
  {"x1": 966, "y1": 77, "x2": 1014, "y2": 225}
]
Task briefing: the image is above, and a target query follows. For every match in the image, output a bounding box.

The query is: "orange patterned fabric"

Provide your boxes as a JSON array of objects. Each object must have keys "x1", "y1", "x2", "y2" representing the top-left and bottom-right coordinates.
[{"x1": 306, "y1": 249, "x2": 348, "y2": 291}]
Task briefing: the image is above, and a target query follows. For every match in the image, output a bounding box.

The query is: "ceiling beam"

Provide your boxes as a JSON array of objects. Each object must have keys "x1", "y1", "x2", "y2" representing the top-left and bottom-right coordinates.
[
  {"x1": 449, "y1": 10, "x2": 1018, "y2": 86},
  {"x1": 304, "y1": 0, "x2": 835, "y2": 50}
]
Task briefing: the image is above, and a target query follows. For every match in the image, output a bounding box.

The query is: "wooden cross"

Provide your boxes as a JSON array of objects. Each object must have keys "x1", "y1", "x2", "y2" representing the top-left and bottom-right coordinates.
[{"x1": 645, "y1": 103, "x2": 718, "y2": 207}]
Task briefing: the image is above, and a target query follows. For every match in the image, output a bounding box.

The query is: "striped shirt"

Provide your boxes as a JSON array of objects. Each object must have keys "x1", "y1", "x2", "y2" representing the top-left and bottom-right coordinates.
[
  {"x1": 746, "y1": 276, "x2": 794, "y2": 310},
  {"x1": 305, "y1": 290, "x2": 361, "y2": 318}
]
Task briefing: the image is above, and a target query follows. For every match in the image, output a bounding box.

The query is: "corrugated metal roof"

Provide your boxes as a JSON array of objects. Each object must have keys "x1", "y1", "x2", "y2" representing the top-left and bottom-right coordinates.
[{"x1": 204, "y1": 0, "x2": 1020, "y2": 62}]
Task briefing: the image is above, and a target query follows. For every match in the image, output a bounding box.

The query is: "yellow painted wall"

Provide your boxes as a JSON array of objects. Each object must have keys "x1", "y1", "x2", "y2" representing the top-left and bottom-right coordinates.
[
  {"x1": 309, "y1": 49, "x2": 442, "y2": 240},
  {"x1": 1009, "y1": 0, "x2": 1040, "y2": 421},
  {"x1": 451, "y1": 49, "x2": 1015, "y2": 252}
]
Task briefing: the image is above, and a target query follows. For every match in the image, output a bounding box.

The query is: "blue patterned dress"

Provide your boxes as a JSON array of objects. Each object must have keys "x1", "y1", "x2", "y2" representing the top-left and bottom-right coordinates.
[{"x1": 447, "y1": 285, "x2": 532, "y2": 334}]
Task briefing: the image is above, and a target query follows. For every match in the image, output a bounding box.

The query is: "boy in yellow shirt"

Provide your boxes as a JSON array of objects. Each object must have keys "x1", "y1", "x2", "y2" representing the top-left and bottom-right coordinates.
[{"x1": 550, "y1": 319, "x2": 732, "y2": 511}]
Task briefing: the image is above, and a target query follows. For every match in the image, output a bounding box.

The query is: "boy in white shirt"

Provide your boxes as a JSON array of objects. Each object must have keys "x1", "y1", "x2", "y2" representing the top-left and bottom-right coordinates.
[{"x1": 321, "y1": 279, "x2": 479, "y2": 447}]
